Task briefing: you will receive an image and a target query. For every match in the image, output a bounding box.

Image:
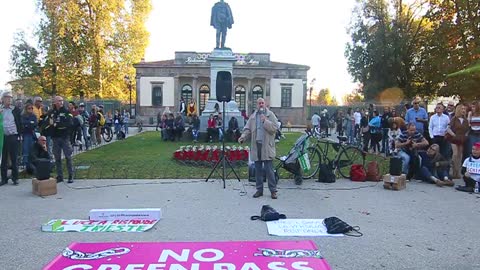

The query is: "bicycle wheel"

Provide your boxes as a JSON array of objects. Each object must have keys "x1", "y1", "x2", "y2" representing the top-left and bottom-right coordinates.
[
  {"x1": 337, "y1": 146, "x2": 365, "y2": 179},
  {"x1": 102, "y1": 128, "x2": 113, "y2": 142},
  {"x1": 302, "y1": 146, "x2": 321, "y2": 179}
]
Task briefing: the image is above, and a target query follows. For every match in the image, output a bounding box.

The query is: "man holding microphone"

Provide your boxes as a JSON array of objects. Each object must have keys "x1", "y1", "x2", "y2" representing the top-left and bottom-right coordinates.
[{"x1": 239, "y1": 98, "x2": 279, "y2": 199}]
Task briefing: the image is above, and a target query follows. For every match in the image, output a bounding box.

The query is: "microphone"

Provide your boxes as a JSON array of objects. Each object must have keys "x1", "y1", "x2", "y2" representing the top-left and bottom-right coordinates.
[{"x1": 258, "y1": 108, "x2": 265, "y2": 114}]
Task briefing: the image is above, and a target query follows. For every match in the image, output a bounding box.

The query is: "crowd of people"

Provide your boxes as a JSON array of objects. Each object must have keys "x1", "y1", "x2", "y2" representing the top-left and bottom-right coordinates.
[
  {"x1": 311, "y1": 97, "x2": 480, "y2": 193},
  {"x1": 155, "y1": 98, "x2": 281, "y2": 144},
  {"x1": 0, "y1": 92, "x2": 131, "y2": 186}
]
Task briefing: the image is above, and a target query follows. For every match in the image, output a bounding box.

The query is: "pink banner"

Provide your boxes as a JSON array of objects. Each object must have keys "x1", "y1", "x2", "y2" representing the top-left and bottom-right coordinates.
[{"x1": 44, "y1": 241, "x2": 331, "y2": 270}]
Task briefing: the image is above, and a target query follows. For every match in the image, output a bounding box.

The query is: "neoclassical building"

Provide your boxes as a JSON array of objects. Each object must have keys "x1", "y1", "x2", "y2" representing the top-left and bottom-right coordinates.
[{"x1": 134, "y1": 51, "x2": 310, "y2": 125}]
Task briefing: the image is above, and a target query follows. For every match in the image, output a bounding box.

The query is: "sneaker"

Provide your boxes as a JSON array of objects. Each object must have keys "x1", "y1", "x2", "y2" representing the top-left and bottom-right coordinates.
[
  {"x1": 67, "y1": 176, "x2": 74, "y2": 184},
  {"x1": 252, "y1": 191, "x2": 263, "y2": 198},
  {"x1": 56, "y1": 176, "x2": 64, "y2": 183},
  {"x1": 271, "y1": 192, "x2": 278, "y2": 199},
  {"x1": 455, "y1": 185, "x2": 473, "y2": 193}
]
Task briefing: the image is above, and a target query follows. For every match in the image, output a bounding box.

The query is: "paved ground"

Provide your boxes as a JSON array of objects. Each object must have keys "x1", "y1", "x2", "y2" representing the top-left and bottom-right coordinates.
[{"x1": 0, "y1": 176, "x2": 479, "y2": 270}]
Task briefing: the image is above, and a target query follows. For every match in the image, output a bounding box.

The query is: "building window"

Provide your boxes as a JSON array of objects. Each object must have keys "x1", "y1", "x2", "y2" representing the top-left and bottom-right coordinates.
[
  {"x1": 281, "y1": 85, "x2": 292, "y2": 107},
  {"x1": 152, "y1": 85, "x2": 163, "y2": 106},
  {"x1": 199, "y1": 84, "x2": 210, "y2": 113},
  {"x1": 251, "y1": 85, "x2": 263, "y2": 112},
  {"x1": 181, "y1": 84, "x2": 193, "y2": 104},
  {"x1": 235, "y1": 85, "x2": 246, "y2": 111}
]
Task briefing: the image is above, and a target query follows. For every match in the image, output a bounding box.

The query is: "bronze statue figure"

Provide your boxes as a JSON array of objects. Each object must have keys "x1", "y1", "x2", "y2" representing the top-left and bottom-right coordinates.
[{"x1": 210, "y1": 0, "x2": 234, "y2": 49}]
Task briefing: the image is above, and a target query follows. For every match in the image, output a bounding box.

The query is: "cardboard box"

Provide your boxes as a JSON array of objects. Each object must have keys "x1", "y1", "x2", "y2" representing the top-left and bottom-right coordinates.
[
  {"x1": 383, "y1": 174, "x2": 406, "y2": 191},
  {"x1": 32, "y1": 178, "x2": 57, "y2": 196},
  {"x1": 89, "y1": 208, "x2": 162, "y2": 221}
]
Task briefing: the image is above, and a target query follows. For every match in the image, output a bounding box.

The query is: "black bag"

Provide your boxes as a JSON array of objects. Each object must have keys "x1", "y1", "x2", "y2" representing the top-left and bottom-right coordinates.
[
  {"x1": 323, "y1": 217, "x2": 363, "y2": 237},
  {"x1": 389, "y1": 157, "x2": 402, "y2": 176},
  {"x1": 248, "y1": 163, "x2": 266, "y2": 182},
  {"x1": 35, "y1": 158, "x2": 51, "y2": 181},
  {"x1": 317, "y1": 164, "x2": 336, "y2": 183},
  {"x1": 251, "y1": 205, "x2": 287, "y2": 221}
]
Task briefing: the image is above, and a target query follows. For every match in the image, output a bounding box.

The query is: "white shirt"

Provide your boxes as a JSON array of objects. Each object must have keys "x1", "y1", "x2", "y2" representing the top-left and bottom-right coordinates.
[
  {"x1": 311, "y1": 114, "x2": 321, "y2": 127},
  {"x1": 354, "y1": 112, "x2": 361, "y2": 125},
  {"x1": 428, "y1": 113, "x2": 450, "y2": 138},
  {"x1": 463, "y1": 156, "x2": 480, "y2": 182}
]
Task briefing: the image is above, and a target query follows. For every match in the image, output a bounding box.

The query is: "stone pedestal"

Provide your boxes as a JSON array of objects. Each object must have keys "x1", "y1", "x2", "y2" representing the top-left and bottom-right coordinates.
[{"x1": 200, "y1": 48, "x2": 244, "y2": 132}]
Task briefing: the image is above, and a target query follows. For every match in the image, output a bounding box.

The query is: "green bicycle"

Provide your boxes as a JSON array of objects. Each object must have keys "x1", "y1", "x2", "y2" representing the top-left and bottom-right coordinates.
[{"x1": 302, "y1": 132, "x2": 366, "y2": 179}]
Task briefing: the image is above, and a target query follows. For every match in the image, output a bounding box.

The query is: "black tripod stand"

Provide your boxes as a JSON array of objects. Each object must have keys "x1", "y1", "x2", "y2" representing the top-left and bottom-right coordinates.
[{"x1": 205, "y1": 101, "x2": 242, "y2": 188}]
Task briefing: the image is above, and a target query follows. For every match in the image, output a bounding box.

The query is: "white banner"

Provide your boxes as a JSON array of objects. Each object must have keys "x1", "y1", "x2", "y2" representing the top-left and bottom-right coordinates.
[
  {"x1": 42, "y1": 219, "x2": 159, "y2": 233},
  {"x1": 266, "y1": 219, "x2": 343, "y2": 237}
]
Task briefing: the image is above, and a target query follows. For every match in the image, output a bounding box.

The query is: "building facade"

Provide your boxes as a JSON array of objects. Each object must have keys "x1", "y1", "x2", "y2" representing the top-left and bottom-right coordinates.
[{"x1": 134, "y1": 51, "x2": 310, "y2": 125}]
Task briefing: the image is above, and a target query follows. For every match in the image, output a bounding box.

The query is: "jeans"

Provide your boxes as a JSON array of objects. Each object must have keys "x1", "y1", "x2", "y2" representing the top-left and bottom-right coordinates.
[
  {"x1": 22, "y1": 133, "x2": 35, "y2": 167},
  {"x1": 53, "y1": 136, "x2": 73, "y2": 179},
  {"x1": 192, "y1": 128, "x2": 199, "y2": 141},
  {"x1": 255, "y1": 160, "x2": 277, "y2": 193},
  {"x1": 419, "y1": 167, "x2": 448, "y2": 184},
  {"x1": 398, "y1": 150, "x2": 411, "y2": 174},
  {"x1": 81, "y1": 126, "x2": 90, "y2": 149}
]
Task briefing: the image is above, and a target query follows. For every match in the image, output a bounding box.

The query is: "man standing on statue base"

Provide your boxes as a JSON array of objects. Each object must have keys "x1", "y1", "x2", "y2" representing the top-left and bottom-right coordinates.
[
  {"x1": 239, "y1": 98, "x2": 279, "y2": 199},
  {"x1": 210, "y1": 0, "x2": 234, "y2": 49}
]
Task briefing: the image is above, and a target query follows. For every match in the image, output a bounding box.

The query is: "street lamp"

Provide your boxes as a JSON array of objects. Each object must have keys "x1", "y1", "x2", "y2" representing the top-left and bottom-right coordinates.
[
  {"x1": 309, "y1": 78, "x2": 316, "y2": 119},
  {"x1": 124, "y1": 75, "x2": 132, "y2": 117}
]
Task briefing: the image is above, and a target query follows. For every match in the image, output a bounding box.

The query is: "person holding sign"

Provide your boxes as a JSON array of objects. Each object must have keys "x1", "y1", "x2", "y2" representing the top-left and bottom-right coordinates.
[
  {"x1": 455, "y1": 142, "x2": 480, "y2": 193},
  {"x1": 239, "y1": 98, "x2": 279, "y2": 199}
]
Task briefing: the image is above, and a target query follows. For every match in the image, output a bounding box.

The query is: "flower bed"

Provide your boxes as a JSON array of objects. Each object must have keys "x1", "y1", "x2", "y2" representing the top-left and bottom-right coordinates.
[{"x1": 173, "y1": 145, "x2": 249, "y2": 166}]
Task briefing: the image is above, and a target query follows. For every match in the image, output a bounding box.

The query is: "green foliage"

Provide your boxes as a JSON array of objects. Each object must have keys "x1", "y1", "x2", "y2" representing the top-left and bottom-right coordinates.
[
  {"x1": 9, "y1": 0, "x2": 152, "y2": 100},
  {"x1": 316, "y1": 88, "x2": 337, "y2": 105},
  {"x1": 346, "y1": 0, "x2": 480, "y2": 101},
  {"x1": 73, "y1": 131, "x2": 306, "y2": 179}
]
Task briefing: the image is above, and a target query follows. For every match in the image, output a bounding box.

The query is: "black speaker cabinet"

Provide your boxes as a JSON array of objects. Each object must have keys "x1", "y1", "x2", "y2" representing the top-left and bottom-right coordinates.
[{"x1": 216, "y1": 71, "x2": 232, "y2": 102}]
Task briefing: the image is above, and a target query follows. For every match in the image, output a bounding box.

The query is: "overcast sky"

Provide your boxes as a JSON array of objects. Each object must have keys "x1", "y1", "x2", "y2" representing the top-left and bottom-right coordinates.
[{"x1": 1, "y1": 0, "x2": 358, "y2": 101}]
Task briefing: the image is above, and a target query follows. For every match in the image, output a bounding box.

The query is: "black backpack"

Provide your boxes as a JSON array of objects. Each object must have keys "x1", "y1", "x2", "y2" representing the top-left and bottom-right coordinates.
[{"x1": 317, "y1": 164, "x2": 336, "y2": 183}]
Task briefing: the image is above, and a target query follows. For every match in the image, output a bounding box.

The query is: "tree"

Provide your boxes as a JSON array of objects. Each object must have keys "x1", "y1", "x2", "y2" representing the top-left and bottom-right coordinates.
[
  {"x1": 345, "y1": 0, "x2": 433, "y2": 100},
  {"x1": 10, "y1": 0, "x2": 152, "y2": 101},
  {"x1": 316, "y1": 88, "x2": 336, "y2": 105},
  {"x1": 9, "y1": 31, "x2": 45, "y2": 96},
  {"x1": 343, "y1": 88, "x2": 364, "y2": 106}
]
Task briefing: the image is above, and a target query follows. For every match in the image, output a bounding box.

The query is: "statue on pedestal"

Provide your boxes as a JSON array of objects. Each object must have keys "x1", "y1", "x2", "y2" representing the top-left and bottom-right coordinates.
[{"x1": 210, "y1": 0, "x2": 234, "y2": 49}]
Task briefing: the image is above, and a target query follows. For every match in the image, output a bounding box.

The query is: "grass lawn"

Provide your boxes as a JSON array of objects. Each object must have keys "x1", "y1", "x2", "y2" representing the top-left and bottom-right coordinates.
[
  {"x1": 72, "y1": 131, "x2": 390, "y2": 179},
  {"x1": 73, "y1": 131, "x2": 304, "y2": 179}
]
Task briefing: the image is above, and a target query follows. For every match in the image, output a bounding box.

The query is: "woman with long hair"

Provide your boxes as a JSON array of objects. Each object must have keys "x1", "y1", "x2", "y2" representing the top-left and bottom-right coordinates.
[
  {"x1": 447, "y1": 104, "x2": 469, "y2": 178},
  {"x1": 21, "y1": 103, "x2": 38, "y2": 171},
  {"x1": 466, "y1": 101, "x2": 480, "y2": 157}
]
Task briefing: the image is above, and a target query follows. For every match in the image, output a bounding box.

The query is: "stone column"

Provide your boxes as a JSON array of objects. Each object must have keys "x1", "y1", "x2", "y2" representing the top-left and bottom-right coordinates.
[
  {"x1": 174, "y1": 76, "x2": 180, "y2": 112},
  {"x1": 192, "y1": 76, "x2": 198, "y2": 111},
  {"x1": 265, "y1": 77, "x2": 271, "y2": 107},
  {"x1": 246, "y1": 78, "x2": 252, "y2": 114}
]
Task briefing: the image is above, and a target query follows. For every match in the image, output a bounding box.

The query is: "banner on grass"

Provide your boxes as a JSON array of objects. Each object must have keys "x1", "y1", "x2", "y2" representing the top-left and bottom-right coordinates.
[
  {"x1": 41, "y1": 219, "x2": 158, "y2": 232},
  {"x1": 43, "y1": 241, "x2": 331, "y2": 270},
  {"x1": 267, "y1": 219, "x2": 344, "y2": 237}
]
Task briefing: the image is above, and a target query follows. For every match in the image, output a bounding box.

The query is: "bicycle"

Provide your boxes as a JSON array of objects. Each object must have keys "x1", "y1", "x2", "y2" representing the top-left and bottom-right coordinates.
[
  {"x1": 303, "y1": 131, "x2": 365, "y2": 179},
  {"x1": 101, "y1": 123, "x2": 113, "y2": 143}
]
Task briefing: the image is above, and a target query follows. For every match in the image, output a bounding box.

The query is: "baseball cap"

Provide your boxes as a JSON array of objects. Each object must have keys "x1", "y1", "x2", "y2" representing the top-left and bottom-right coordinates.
[
  {"x1": 79, "y1": 103, "x2": 85, "y2": 107},
  {"x1": 2, "y1": 91, "x2": 13, "y2": 98},
  {"x1": 474, "y1": 142, "x2": 480, "y2": 148}
]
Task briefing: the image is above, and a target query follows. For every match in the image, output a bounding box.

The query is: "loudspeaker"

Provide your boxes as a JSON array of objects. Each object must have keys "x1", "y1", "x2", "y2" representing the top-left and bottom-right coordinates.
[
  {"x1": 216, "y1": 71, "x2": 232, "y2": 102},
  {"x1": 389, "y1": 157, "x2": 403, "y2": 176}
]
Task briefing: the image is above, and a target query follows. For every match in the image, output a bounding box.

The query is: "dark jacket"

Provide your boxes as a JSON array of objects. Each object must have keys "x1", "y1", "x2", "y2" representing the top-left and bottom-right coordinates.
[
  {"x1": 21, "y1": 113, "x2": 38, "y2": 136},
  {"x1": 49, "y1": 106, "x2": 73, "y2": 138},
  {"x1": 29, "y1": 143, "x2": 51, "y2": 166}
]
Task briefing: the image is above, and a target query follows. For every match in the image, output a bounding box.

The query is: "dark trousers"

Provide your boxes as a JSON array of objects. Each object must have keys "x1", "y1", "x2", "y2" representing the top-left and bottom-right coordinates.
[
  {"x1": 432, "y1": 136, "x2": 450, "y2": 159},
  {"x1": 53, "y1": 136, "x2": 73, "y2": 179},
  {"x1": 1, "y1": 135, "x2": 19, "y2": 183},
  {"x1": 420, "y1": 167, "x2": 448, "y2": 184},
  {"x1": 381, "y1": 128, "x2": 389, "y2": 155},
  {"x1": 463, "y1": 176, "x2": 477, "y2": 188}
]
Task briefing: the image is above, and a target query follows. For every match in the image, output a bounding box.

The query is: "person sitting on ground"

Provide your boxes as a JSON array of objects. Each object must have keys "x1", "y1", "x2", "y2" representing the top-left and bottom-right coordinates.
[
  {"x1": 174, "y1": 112, "x2": 185, "y2": 140},
  {"x1": 227, "y1": 116, "x2": 240, "y2": 142},
  {"x1": 455, "y1": 142, "x2": 480, "y2": 192},
  {"x1": 395, "y1": 123, "x2": 430, "y2": 177},
  {"x1": 191, "y1": 114, "x2": 200, "y2": 143},
  {"x1": 418, "y1": 144, "x2": 453, "y2": 187},
  {"x1": 207, "y1": 114, "x2": 217, "y2": 142},
  {"x1": 28, "y1": 136, "x2": 51, "y2": 175}
]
